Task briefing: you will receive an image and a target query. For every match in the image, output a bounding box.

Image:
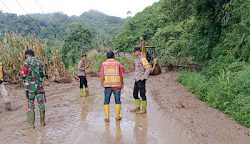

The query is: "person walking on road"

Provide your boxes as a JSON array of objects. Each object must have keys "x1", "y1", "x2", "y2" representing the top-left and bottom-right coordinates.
[
  {"x1": 21, "y1": 49, "x2": 47, "y2": 128},
  {"x1": 0, "y1": 62, "x2": 11, "y2": 110},
  {"x1": 130, "y1": 47, "x2": 151, "y2": 114},
  {"x1": 78, "y1": 55, "x2": 90, "y2": 97},
  {"x1": 100, "y1": 50, "x2": 124, "y2": 122}
]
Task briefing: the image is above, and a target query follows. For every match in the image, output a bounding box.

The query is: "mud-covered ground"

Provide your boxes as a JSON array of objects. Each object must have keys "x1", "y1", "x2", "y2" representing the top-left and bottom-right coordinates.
[{"x1": 0, "y1": 72, "x2": 249, "y2": 144}]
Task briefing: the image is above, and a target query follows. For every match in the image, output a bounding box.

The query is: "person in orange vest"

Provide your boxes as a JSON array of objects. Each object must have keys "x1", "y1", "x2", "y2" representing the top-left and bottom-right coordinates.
[
  {"x1": 100, "y1": 50, "x2": 124, "y2": 122},
  {"x1": 0, "y1": 62, "x2": 11, "y2": 110}
]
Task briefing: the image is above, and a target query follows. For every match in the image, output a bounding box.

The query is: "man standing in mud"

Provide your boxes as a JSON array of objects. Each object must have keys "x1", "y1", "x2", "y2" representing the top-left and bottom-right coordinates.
[
  {"x1": 130, "y1": 47, "x2": 151, "y2": 114},
  {"x1": 78, "y1": 55, "x2": 90, "y2": 97},
  {"x1": 101, "y1": 50, "x2": 124, "y2": 122},
  {"x1": 0, "y1": 62, "x2": 11, "y2": 110},
  {"x1": 21, "y1": 49, "x2": 46, "y2": 128}
]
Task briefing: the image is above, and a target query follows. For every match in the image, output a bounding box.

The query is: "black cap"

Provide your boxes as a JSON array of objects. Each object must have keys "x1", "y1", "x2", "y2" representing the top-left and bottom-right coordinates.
[
  {"x1": 133, "y1": 47, "x2": 141, "y2": 52},
  {"x1": 25, "y1": 49, "x2": 35, "y2": 56},
  {"x1": 106, "y1": 50, "x2": 114, "y2": 59}
]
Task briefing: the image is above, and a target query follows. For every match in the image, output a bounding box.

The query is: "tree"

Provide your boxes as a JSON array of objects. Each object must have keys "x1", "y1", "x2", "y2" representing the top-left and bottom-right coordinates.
[
  {"x1": 62, "y1": 24, "x2": 94, "y2": 67},
  {"x1": 0, "y1": 11, "x2": 124, "y2": 46}
]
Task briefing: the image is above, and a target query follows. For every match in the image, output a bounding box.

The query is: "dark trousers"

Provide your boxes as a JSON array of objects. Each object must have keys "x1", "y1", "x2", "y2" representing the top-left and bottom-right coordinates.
[
  {"x1": 133, "y1": 80, "x2": 146, "y2": 101},
  {"x1": 104, "y1": 88, "x2": 121, "y2": 104},
  {"x1": 79, "y1": 76, "x2": 88, "y2": 88}
]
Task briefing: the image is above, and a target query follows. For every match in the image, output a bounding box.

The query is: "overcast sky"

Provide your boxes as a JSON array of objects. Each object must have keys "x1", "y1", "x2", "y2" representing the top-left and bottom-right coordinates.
[{"x1": 0, "y1": 0, "x2": 159, "y2": 18}]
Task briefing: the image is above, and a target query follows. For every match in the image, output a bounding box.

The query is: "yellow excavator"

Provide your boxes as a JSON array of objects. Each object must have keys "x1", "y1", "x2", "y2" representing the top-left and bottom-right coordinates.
[{"x1": 135, "y1": 36, "x2": 161, "y2": 75}]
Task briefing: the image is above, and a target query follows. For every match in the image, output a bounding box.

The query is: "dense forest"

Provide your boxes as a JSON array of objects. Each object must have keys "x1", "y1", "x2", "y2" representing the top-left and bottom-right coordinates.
[
  {"x1": 0, "y1": 10, "x2": 124, "y2": 45},
  {"x1": 0, "y1": 10, "x2": 125, "y2": 67},
  {"x1": 113, "y1": 0, "x2": 250, "y2": 127}
]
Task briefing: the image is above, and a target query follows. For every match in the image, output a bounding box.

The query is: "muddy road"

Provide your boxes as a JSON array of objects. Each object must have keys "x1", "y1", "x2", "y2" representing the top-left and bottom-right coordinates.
[{"x1": 0, "y1": 72, "x2": 249, "y2": 144}]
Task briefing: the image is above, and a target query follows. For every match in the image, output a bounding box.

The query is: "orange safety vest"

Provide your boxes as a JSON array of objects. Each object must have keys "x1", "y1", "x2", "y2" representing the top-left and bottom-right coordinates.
[{"x1": 102, "y1": 59, "x2": 122, "y2": 88}]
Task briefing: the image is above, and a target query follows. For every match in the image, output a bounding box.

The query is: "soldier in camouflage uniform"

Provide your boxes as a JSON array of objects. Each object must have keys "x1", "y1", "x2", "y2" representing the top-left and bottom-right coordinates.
[{"x1": 21, "y1": 49, "x2": 46, "y2": 128}]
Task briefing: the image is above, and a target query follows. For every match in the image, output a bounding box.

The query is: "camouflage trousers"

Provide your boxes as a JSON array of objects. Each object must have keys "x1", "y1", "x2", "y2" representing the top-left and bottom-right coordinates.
[{"x1": 27, "y1": 89, "x2": 46, "y2": 112}]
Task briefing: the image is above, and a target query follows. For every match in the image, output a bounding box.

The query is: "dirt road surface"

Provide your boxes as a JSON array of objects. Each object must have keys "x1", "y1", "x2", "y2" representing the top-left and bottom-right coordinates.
[{"x1": 0, "y1": 72, "x2": 249, "y2": 144}]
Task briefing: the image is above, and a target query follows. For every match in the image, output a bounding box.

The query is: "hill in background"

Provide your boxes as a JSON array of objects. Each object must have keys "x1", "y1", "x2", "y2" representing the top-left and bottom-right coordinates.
[{"x1": 0, "y1": 10, "x2": 125, "y2": 47}]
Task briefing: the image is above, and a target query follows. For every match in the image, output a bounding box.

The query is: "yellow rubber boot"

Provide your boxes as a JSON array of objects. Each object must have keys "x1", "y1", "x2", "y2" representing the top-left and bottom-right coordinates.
[
  {"x1": 130, "y1": 99, "x2": 141, "y2": 112},
  {"x1": 116, "y1": 104, "x2": 122, "y2": 121},
  {"x1": 85, "y1": 88, "x2": 90, "y2": 96},
  {"x1": 136, "y1": 100, "x2": 147, "y2": 114},
  {"x1": 104, "y1": 104, "x2": 110, "y2": 122},
  {"x1": 80, "y1": 88, "x2": 84, "y2": 97}
]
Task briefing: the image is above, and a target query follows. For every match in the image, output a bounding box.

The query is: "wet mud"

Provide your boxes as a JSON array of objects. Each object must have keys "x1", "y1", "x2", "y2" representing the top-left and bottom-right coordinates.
[{"x1": 0, "y1": 73, "x2": 249, "y2": 144}]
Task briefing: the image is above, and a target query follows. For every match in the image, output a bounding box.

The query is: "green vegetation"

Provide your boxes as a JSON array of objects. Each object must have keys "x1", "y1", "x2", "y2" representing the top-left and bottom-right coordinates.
[
  {"x1": 77, "y1": 10, "x2": 125, "y2": 46},
  {"x1": 179, "y1": 63, "x2": 250, "y2": 127},
  {"x1": 62, "y1": 24, "x2": 94, "y2": 68},
  {"x1": 86, "y1": 50, "x2": 133, "y2": 75},
  {"x1": 85, "y1": 50, "x2": 106, "y2": 74},
  {"x1": 0, "y1": 10, "x2": 125, "y2": 47},
  {"x1": 113, "y1": 2, "x2": 166, "y2": 53},
  {"x1": 0, "y1": 10, "x2": 126, "y2": 75},
  {"x1": 114, "y1": 0, "x2": 250, "y2": 127}
]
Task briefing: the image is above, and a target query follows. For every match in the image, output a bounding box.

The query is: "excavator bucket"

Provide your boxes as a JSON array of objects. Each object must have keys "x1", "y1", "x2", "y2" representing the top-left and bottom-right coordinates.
[{"x1": 147, "y1": 47, "x2": 161, "y2": 75}]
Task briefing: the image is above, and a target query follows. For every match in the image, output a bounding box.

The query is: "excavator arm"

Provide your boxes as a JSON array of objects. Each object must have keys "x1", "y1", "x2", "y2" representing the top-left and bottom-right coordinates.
[
  {"x1": 139, "y1": 35, "x2": 161, "y2": 75},
  {"x1": 140, "y1": 36, "x2": 147, "y2": 58}
]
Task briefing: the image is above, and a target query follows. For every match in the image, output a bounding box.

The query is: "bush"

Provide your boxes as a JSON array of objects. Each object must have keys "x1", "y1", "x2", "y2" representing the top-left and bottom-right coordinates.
[
  {"x1": 86, "y1": 50, "x2": 133, "y2": 75},
  {"x1": 178, "y1": 71, "x2": 210, "y2": 101},
  {"x1": 84, "y1": 50, "x2": 106, "y2": 74},
  {"x1": 178, "y1": 64, "x2": 250, "y2": 127}
]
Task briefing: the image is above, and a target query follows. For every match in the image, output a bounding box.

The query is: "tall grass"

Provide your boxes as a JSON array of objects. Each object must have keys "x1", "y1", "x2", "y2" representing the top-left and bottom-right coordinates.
[
  {"x1": 178, "y1": 62, "x2": 250, "y2": 127},
  {"x1": 0, "y1": 34, "x2": 69, "y2": 84}
]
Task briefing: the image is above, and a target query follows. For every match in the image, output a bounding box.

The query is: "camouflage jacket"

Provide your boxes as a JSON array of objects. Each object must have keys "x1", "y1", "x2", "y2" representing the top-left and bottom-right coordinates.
[{"x1": 21, "y1": 57, "x2": 46, "y2": 92}]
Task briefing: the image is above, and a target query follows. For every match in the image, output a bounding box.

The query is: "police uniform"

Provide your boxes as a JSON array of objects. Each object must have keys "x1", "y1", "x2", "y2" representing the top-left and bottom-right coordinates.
[
  {"x1": 78, "y1": 60, "x2": 89, "y2": 96},
  {"x1": 131, "y1": 55, "x2": 151, "y2": 114}
]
